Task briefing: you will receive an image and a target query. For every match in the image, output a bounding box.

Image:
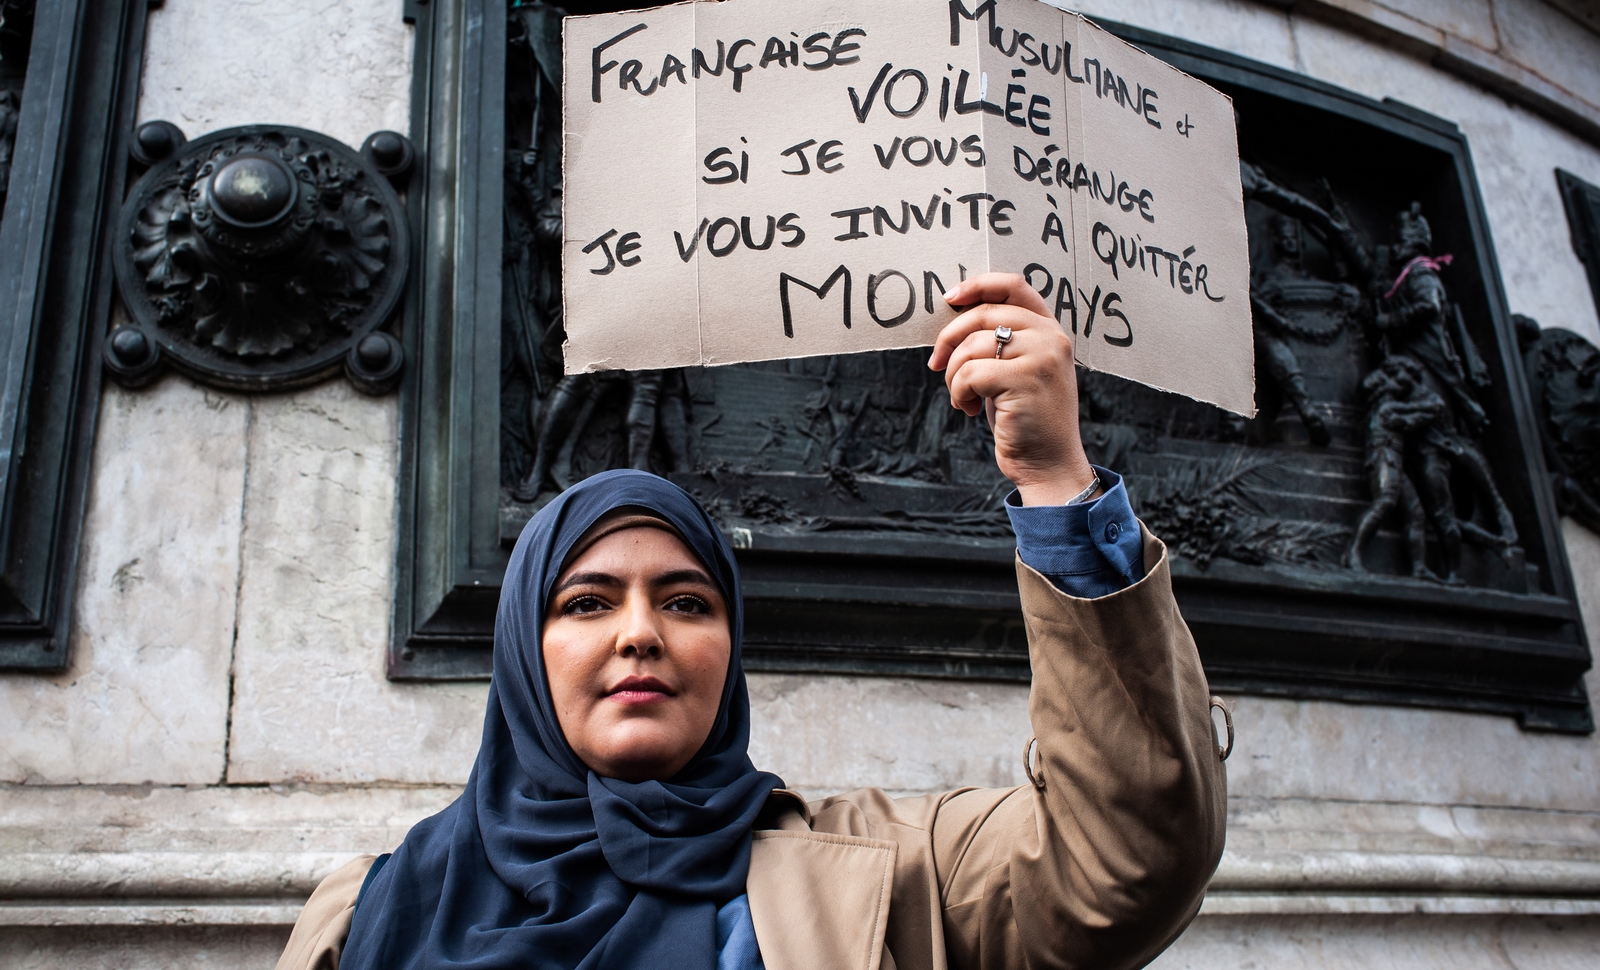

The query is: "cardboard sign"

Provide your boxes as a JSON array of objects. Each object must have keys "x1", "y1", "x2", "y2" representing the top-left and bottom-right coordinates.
[{"x1": 563, "y1": 0, "x2": 1255, "y2": 415}]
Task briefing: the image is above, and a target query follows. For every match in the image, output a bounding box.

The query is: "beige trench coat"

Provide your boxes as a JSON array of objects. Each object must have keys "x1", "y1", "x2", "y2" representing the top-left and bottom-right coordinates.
[{"x1": 278, "y1": 529, "x2": 1227, "y2": 970}]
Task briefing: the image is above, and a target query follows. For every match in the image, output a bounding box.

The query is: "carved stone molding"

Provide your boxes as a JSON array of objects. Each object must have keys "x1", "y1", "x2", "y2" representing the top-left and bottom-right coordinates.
[{"x1": 108, "y1": 123, "x2": 412, "y2": 393}]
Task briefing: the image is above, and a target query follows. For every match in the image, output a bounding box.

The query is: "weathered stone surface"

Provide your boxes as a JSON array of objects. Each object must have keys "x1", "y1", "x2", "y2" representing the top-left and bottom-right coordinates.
[
  {"x1": 1210, "y1": 523, "x2": 1600, "y2": 813},
  {"x1": 1276, "y1": 0, "x2": 1600, "y2": 147},
  {"x1": 1288, "y1": 15, "x2": 1600, "y2": 345},
  {"x1": 1373, "y1": 0, "x2": 1498, "y2": 50},
  {"x1": 128, "y1": 0, "x2": 462, "y2": 788},
  {"x1": 1149, "y1": 913, "x2": 1600, "y2": 969},
  {"x1": 0, "y1": 926, "x2": 291, "y2": 970},
  {"x1": 0, "y1": 783, "x2": 459, "y2": 896},
  {"x1": 1224, "y1": 794, "x2": 1600, "y2": 864},
  {"x1": 224, "y1": 382, "x2": 486, "y2": 785},
  {"x1": 0, "y1": 904, "x2": 304, "y2": 926},
  {"x1": 1493, "y1": 0, "x2": 1600, "y2": 109},
  {"x1": 1218, "y1": 683, "x2": 1600, "y2": 811},
  {"x1": 0, "y1": 380, "x2": 244, "y2": 785},
  {"x1": 747, "y1": 675, "x2": 1031, "y2": 798},
  {"x1": 136, "y1": 0, "x2": 413, "y2": 148},
  {"x1": 754, "y1": 525, "x2": 1600, "y2": 812},
  {"x1": 1062, "y1": 0, "x2": 1299, "y2": 70}
]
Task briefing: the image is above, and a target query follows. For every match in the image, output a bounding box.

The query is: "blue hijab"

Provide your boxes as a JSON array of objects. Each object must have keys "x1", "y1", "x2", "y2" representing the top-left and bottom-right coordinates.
[{"x1": 343, "y1": 470, "x2": 783, "y2": 970}]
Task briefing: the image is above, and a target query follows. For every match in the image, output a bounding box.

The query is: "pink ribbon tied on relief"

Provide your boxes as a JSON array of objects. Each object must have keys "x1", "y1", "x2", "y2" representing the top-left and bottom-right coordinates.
[{"x1": 1383, "y1": 253, "x2": 1454, "y2": 301}]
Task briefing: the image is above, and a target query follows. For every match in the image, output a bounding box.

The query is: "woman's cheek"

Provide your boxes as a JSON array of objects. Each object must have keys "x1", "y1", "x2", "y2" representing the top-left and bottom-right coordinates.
[
  {"x1": 542, "y1": 624, "x2": 608, "y2": 719},
  {"x1": 684, "y1": 631, "x2": 732, "y2": 708}
]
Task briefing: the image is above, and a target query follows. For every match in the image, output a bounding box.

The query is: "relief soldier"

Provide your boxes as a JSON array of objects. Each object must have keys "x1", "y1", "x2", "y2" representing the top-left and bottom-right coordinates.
[
  {"x1": 1373, "y1": 202, "x2": 1490, "y2": 434},
  {"x1": 1369, "y1": 203, "x2": 1516, "y2": 579}
]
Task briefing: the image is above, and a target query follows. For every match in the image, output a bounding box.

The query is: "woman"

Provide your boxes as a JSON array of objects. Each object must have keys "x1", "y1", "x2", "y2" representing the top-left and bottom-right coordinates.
[{"x1": 277, "y1": 275, "x2": 1227, "y2": 970}]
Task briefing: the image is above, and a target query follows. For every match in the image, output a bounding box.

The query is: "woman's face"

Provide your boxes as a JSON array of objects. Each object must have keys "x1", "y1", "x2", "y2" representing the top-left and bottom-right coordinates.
[{"x1": 543, "y1": 525, "x2": 732, "y2": 782}]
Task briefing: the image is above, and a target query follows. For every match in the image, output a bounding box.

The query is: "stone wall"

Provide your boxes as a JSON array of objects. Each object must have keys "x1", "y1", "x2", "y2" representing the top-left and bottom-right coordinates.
[
  {"x1": 3, "y1": 1, "x2": 1600, "y2": 967},
  {"x1": 1284, "y1": 0, "x2": 1600, "y2": 143}
]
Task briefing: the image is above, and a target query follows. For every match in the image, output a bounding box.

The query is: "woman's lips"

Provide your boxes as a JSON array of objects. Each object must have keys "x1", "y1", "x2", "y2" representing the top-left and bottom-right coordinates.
[{"x1": 606, "y1": 675, "x2": 675, "y2": 704}]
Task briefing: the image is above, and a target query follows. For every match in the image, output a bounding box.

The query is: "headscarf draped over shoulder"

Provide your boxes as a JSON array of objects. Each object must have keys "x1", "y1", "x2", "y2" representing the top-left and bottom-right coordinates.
[{"x1": 343, "y1": 470, "x2": 782, "y2": 970}]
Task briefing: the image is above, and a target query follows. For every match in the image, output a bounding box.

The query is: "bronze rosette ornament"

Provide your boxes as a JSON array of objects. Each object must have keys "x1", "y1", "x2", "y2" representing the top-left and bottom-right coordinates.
[{"x1": 108, "y1": 123, "x2": 413, "y2": 393}]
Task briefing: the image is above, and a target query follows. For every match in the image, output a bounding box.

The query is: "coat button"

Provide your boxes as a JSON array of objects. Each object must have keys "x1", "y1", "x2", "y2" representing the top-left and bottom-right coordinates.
[{"x1": 1104, "y1": 521, "x2": 1121, "y2": 543}]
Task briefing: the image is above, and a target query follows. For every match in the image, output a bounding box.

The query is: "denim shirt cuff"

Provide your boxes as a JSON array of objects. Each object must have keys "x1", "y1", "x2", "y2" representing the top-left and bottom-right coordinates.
[{"x1": 1004, "y1": 466, "x2": 1145, "y2": 598}]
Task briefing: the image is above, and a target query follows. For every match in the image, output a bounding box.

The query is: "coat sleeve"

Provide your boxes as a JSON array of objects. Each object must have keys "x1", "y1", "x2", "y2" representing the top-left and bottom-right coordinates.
[
  {"x1": 932, "y1": 528, "x2": 1227, "y2": 970},
  {"x1": 275, "y1": 855, "x2": 376, "y2": 970}
]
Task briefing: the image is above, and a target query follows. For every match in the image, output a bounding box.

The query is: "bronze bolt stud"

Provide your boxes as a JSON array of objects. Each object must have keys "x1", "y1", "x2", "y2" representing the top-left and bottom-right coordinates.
[
  {"x1": 356, "y1": 333, "x2": 393, "y2": 370},
  {"x1": 209, "y1": 154, "x2": 297, "y2": 227},
  {"x1": 136, "y1": 123, "x2": 174, "y2": 160},
  {"x1": 369, "y1": 131, "x2": 406, "y2": 169},
  {"x1": 109, "y1": 327, "x2": 149, "y2": 365}
]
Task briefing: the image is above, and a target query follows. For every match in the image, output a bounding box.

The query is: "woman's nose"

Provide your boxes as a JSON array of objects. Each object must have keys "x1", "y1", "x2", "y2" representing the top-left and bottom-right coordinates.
[{"x1": 614, "y1": 591, "x2": 664, "y2": 657}]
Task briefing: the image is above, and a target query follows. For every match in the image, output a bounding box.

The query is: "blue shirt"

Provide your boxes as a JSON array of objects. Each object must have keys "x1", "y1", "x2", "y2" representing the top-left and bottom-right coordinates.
[
  {"x1": 1005, "y1": 466, "x2": 1145, "y2": 597},
  {"x1": 717, "y1": 895, "x2": 765, "y2": 970}
]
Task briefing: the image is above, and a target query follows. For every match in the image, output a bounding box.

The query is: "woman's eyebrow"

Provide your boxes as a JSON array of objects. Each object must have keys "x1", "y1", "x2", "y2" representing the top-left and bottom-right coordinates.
[
  {"x1": 653, "y1": 569, "x2": 718, "y2": 589},
  {"x1": 552, "y1": 571, "x2": 623, "y2": 594}
]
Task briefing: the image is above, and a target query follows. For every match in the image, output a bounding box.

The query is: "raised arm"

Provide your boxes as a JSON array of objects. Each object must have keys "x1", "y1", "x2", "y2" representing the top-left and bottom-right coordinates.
[
  {"x1": 923, "y1": 275, "x2": 1227, "y2": 970},
  {"x1": 929, "y1": 534, "x2": 1226, "y2": 970}
]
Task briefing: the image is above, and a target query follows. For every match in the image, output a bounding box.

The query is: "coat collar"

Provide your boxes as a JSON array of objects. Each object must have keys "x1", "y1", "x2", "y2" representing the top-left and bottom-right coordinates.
[{"x1": 746, "y1": 792, "x2": 897, "y2": 970}]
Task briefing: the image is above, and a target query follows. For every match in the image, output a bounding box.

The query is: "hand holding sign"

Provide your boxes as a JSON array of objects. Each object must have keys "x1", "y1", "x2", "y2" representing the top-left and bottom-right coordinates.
[
  {"x1": 932, "y1": 272, "x2": 1099, "y2": 504},
  {"x1": 563, "y1": 0, "x2": 1255, "y2": 415}
]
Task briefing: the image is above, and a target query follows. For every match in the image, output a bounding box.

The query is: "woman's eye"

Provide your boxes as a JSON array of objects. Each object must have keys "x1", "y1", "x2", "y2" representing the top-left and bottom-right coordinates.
[
  {"x1": 563, "y1": 595, "x2": 608, "y2": 615},
  {"x1": 665, "y1": 595, "x2": 710, "y2": 615}
]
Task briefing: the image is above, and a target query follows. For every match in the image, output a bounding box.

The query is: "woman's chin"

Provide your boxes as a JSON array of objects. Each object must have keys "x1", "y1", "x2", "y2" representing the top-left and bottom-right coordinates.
[{"x1": 585, "y1": 727, "x2": 696, "y2": 782}]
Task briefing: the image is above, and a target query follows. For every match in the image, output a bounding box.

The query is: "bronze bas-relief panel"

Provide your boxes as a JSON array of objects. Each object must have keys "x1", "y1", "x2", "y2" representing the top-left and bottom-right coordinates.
[{"x1": 400, "y1": 4, "x2": 1591, "y2": 731}]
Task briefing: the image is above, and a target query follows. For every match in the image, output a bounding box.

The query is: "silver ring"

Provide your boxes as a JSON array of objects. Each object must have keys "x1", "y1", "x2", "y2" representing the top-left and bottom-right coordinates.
[{"x1": 993, "y1": 325, "x2": 1013, "y2": 358}]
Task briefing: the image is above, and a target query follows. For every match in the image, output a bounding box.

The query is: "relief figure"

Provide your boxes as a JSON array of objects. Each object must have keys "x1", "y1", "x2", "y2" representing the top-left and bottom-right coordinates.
[
  {"x1": 1373, "y1": 202, "x2": 1490, "y2": 434},
  {"x1": 1239, "y1": 164, "x2": 1365, "y2": 447},
  {"x1": 1369, "y1": 203, "x2": 1516, "y2": 579},
  {"x1": 1346, "y1": 356, "x2": 1442, "y2": 576}
]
